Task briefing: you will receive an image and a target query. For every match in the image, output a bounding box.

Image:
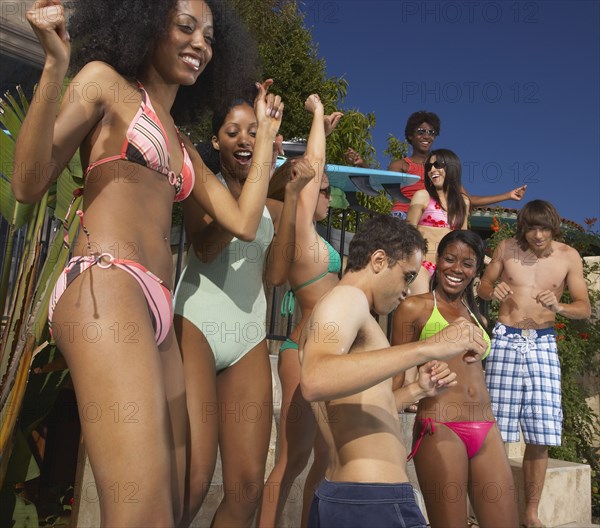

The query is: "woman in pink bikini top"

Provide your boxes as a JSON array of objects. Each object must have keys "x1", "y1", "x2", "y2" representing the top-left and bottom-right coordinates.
[{"x1": 407, "y1": 148, "x2": 470, "y2": 296}]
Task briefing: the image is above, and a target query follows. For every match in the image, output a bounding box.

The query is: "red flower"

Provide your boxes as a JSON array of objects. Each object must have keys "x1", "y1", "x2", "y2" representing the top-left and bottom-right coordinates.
[
  {"x1": 557, "y1": 335, "x2": 565, "y2": 341},
  {"x1": 555, "y1": 323, "x2": 566, "y2": 330},
  {"x1": 491, "y1": 216, "x2": 500, "y2": 233},
  {"x1": 579, "y1": 333, "x2": 590, "y2": 340},
  {"x1": 584, "y1": 217, "x2": 597, "y2": 228}
]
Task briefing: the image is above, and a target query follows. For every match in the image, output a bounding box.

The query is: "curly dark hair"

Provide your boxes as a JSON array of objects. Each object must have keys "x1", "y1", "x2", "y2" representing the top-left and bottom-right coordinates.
[
  {"x1": 515, "y1": 200, "x2": 563, "y2": 250},
  {"x1": 345, "y1": 215, "x2": 427, "y2": 272},
  {"x1": 404, "y1": 110, "x2": 441, "y2": 141},
  {"x1": 424, "y1": 149, "x2": 467, "y2": 229},
  {"x1": 67, "y1": 0, "x2": 260, "y2": 125}
]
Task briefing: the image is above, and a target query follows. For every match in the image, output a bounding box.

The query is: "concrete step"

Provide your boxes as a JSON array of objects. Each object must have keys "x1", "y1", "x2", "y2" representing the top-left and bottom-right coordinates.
[{"x1": 508, "y1": 456, "x2": 592, "y2": 527}]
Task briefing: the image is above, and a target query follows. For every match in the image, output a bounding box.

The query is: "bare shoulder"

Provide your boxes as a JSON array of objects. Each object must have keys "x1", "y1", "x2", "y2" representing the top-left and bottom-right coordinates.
[
  {"x1": 494, "y1": 237, "x2": 517, "y2": 259},
  {"x1": 554, "y1": 241, "x2": 582, "y2": 264},
  {"x1": 411, "y1": 189, "x2": 430, "y2": 203}
]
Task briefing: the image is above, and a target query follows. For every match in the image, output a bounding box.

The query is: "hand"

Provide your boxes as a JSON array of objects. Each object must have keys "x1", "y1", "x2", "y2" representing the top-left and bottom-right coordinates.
[
  {"x1": 535, "y1": 289, "x2": 561, "y2": 313},
  {"x1": 27, "y1": 0, "x2": 70, "y2": 69},
  {"x1": 345, "y1": 147, "x2": 366, "y2": 167},
  {"x1": 430, "y1": 317, "x2": 487, "y2": 364},
  {"x1": 254, "y1": 79, "x2": 284, "y2": 136},
  {"x1": 324, "y1": 112, "x2": 343, "y2": 136},
  {"x1": 417, "y1": 361, "x2": 457, "y2": 397},
  {"x1": 304, "y1": 93, "x2": 324, "y2": 114},
  {"x1": 492, "y1": 281, "x2": 513, "y2": 302},
  {"x1": 285, "y1": 158, "x2": 315, "y2": 194},
  {"x1": 270, "y1": 134, "x2": 284, "y2": 168},
  {"x1": 509, "y1": 185, "x2": 527, "y2": 201}
]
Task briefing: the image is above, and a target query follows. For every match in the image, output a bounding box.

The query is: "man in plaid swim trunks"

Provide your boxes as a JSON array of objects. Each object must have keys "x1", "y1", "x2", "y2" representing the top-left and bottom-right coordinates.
[{"x1": 478, "y1": 200, "x2": 591, "y2": 528}]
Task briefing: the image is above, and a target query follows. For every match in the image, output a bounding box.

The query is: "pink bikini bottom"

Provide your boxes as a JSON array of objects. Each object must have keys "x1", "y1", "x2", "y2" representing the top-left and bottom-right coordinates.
[{"x1": 407, "y1": 417, "x2": 495, "y2": 460}]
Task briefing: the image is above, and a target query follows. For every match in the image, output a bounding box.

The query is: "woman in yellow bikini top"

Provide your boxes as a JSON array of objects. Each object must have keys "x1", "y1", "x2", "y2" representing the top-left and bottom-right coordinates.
[{"x1": 392, "y1": 230, "x2": 519, "y2": 527}]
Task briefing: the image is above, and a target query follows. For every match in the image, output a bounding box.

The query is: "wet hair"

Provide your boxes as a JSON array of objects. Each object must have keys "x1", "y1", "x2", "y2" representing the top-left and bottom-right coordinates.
[
  {"x1": 405, "y1": 110, "x2": 441, "y2": 141},
  {"x1": 345, "y1": 215, "x2": 427, "y2": 272},
  {"x1": 68, "y1": 0, "x2": 260, "y2": 125},
  {"x1": 431, "y1": 230, "x2": 487, "y2": 329},
  {"x1": 516, "y1": 200, "x2": 563, "y2": 250},
  {"x1": 424, "y1": 149, "x2": 467, "y2": 229}
]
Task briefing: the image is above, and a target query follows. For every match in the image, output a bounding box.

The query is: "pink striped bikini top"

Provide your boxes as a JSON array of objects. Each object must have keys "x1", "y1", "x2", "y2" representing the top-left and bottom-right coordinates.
[{"x1": 85, "y1": 83, "x2": 194, "y2": 202}]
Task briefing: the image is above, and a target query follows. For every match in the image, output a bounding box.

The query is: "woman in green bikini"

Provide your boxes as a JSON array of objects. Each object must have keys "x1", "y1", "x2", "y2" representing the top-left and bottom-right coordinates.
[
  {"x1": 392, "y1": 230, "x2": 518, "y2": 527},
  {"x1": 258, "y1": 97, "x2": 343, "y2": 528}
]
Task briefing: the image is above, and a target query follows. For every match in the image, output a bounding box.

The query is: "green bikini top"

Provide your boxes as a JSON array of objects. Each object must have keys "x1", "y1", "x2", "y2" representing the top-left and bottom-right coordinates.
[
  {"x1": 280, "y1": 237, "x2": 341, "y2": 316},
  {"x1": 419, "y1": 291, "x2": 491, "y2": 360}
]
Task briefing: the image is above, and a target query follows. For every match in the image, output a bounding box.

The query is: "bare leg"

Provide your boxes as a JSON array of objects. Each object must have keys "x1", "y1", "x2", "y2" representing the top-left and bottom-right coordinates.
[
  {"x1": 53, "y1": 267, "x2": 181, "y2": 527},
  {"x1": 213, "y1": 341, "x2": 273, "y2": 527},
  {"x1": 300, "y1": 428, "x2": 328, "y2": 528},
  {"x1": 413, "y1": 421, "x2": 469, "y2": 527},
  {"x1": 174, "y1": 315, "x2": 219, "y2": 526},
  {"x1": 522, "y1": 444, "x2": 548, "y2": 527},
  {"x1": 258, "y1": 349, "x2": 318, "y2": 528},
  {"x1": 468, "y1": 425, "x2": 519, "y2": 528}
]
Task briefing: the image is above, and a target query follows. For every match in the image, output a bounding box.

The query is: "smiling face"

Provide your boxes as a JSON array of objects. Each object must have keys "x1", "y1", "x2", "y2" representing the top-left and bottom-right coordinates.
[
  {"x1": 152, "y1": 0, "x2": 214, "y2": 86},
  {"x1": 524, "y1": 226, "x2": 554, "y2": 255},
  {"x1": 426, "y1": 155, "x2": 446, "y2": 189},
  {"x1": 409, "y1": 121, "x2": 436, "y2": 156},
  {"x1": 436, "y1": 241, "x2": 478, "y2": 297},
  {"x1": 211, "y1": 103, "x2": 257, "y2": 180}
]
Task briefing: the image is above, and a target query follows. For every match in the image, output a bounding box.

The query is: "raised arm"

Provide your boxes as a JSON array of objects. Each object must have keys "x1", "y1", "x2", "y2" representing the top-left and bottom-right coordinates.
[
  {"x1": 467, "y1": 185, "x2": 527, "y2": 208},
  {"x1": 265, "y1": 158, "x2": 315, "y2": 285},
  {"x1": 12, "y1": 1, "x2": 103, "y2": 202},
  {"x1": 188, "y1": 80, "x2": 283, "y2": 241}
]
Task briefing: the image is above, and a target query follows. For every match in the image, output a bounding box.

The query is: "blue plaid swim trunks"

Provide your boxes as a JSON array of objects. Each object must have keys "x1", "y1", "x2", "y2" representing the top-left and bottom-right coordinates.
[{"x1": 485, "y1": 322, "x2": 562, "y2": 446}]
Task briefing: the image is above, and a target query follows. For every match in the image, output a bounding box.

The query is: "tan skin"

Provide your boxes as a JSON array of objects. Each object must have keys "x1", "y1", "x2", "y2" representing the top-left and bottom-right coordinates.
[
  {"x1": 407, "y1": 155, "x2": 470, "y2": 296},
  {"x1": 14, "y1": 1, "x2": 282, "y2": 526},
  {"x1": 174, "y1": 102, "x2": 308, "y2": 528},
  {"x1": 299, "y1": 246, "x2": 487, "y2": 488},
  {"x1": 258, "y1": 96, "x2": 343, "y2": 528},
  {"x1": 392, "y1": 239, "x2": 519, "y2": 528},
  {"x1": 478, "y1": 226, "x2": 591, "y2": 528}
]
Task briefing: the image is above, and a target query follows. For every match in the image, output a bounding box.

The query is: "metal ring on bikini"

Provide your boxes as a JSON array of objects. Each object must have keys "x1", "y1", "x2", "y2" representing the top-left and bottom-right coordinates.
[{"x1": 96, "y1": 253, "x2": 115, "y2": 269}]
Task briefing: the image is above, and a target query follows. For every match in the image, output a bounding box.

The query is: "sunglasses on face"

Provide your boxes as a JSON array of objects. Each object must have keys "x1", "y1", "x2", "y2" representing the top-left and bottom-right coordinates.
[
  {"x1": 404, "y1": 271, "x2": 418, "y2": 286},
  {"x1": 319, "y1": 186, "x2": 332, "y2": 198},
  {"x1": 416, "y1": 128, "x2": 437, "y2": 137},
  {"x1": 426, "y1": 160, "x2": 446, "y2": 170}
]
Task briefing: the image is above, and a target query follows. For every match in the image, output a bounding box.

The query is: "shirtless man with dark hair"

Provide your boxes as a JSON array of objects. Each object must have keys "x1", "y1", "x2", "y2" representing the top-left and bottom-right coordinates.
[{"x1": 299, "y1": 215, "x2": 487, "y2": 527}]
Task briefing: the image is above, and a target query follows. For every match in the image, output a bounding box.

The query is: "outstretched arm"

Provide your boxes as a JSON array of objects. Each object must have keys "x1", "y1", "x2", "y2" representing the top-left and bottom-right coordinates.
[
  {"x1": 300, "y1": 286, "x2": 485, "y2": 402},
  {"x1": 467, "y1": 185, "x2": 527, "y2": 207}
]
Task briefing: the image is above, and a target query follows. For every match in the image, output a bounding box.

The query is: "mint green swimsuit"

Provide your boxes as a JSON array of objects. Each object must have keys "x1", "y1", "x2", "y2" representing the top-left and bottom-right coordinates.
[{"x1": 174, "y1": 174, "x2": 274, "y2": 371}]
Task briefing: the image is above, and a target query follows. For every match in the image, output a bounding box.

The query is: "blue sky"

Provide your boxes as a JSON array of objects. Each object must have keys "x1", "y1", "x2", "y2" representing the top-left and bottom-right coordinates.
[{"x1": 299, "y1": 0, "x2": 600, "y2": 228}]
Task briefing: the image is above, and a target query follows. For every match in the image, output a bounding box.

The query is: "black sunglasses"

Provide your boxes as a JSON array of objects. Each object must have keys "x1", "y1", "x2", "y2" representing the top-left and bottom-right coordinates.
[
  {"x1": 319, "y1": 186, "x2": 332, "y2": 198},
  {"x1": 426, "y1": 160, "x2": 446, "y2": 170},
  {"x1": 416, "y1": 128, "x2": 437, "y2": 137}
]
